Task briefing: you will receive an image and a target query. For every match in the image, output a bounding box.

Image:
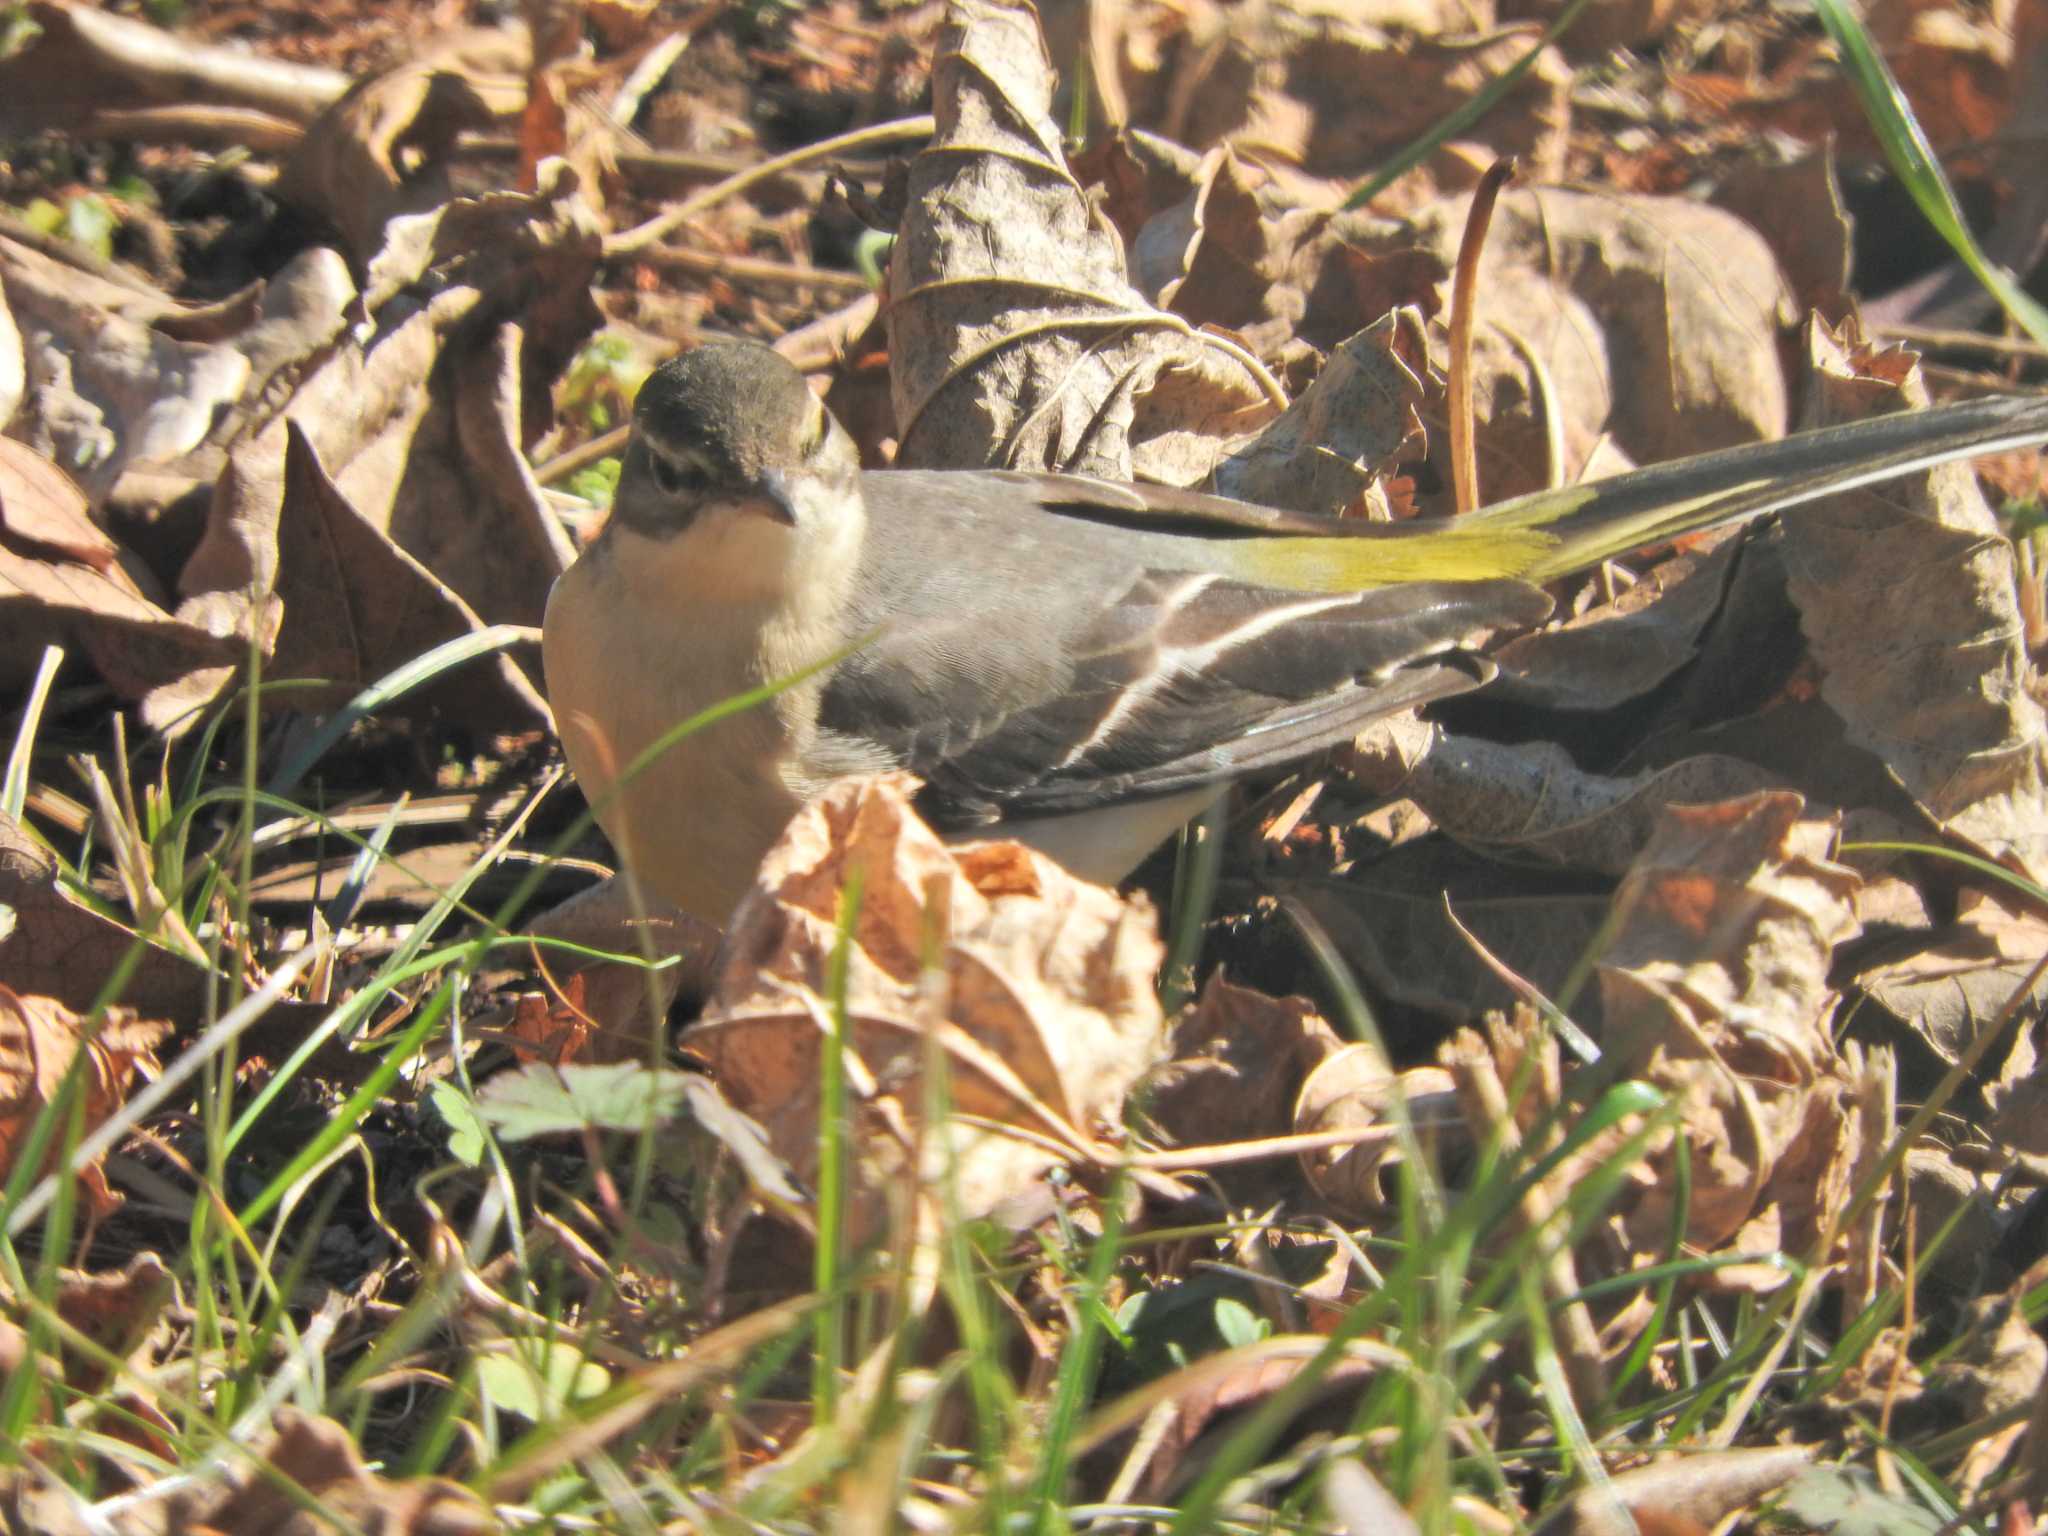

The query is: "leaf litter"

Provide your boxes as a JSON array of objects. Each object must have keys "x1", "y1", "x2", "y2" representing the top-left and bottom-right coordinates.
[{"x1": 1, "y1": 0, "x2": 2047, "y2": 1528}]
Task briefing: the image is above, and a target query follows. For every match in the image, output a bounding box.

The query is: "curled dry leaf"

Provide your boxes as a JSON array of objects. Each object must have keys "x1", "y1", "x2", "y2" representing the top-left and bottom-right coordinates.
[
  {"x1": 277, "y1": 30, "x2": 531, "y2": 261},
  {"x1": 687, "y1": 774, "x2": 1169, "y2": 1240},
  {"x1": 1294, "y1": 1046, "x2": 1464, "y2": 1217},
  {"x1": 0, "y1": 984, "x2": 170, "y2": 1219},
  {"x1": 1783, "y1": 320, "x2": 2048, "y2": 880},
  {"x1": 0, "y1": 1251, "x2": 179, "y2": 1478},
  {"x1": 269, "y1": 420, "x2": 549, "y2": 731},
  {"x1": 1349, "y1": 721, "x2": 1788, "y2": 877},
  {"x1": 1343, "y1": 188, "x2": 1794, "y2": 469},
  {"x1": 886, "y1": 0, "x2": 1278, "y2": 479},
  {"x1": 1861, "y1": 890, "x2": 2048, "y2": 1072},
  {"x1": 167, "y1": 1406, "x2": 496, "y2": 1536},
  {"x1": 0, "y1": 436, "x2": 240, "y2": 698},
  {"x1": 515, "y1": 876, "x2": 722, "y2": 1066},
  {"x1": 156, "y1": 168, "x2": 601, "y2": 729},
  {"x1": 0, "y1": 809, "x2": 207, "y2": 1017},
  {"x1": 3, "y1": 233, "x2": 252, "y2": 501},
  {"x1": 1528, "y1": 1445, "x2": 1815, "y2": 1536},
  {"x1": 1597, "y1": 792, "x2": 1866, "y2": 1257},
  {"x1": 1125, "y1": 3, "x2": 1567, "y2": 191},
  {"x1": 1209, "y1": 310, "x2": 1429, "y2": 517},
  {"x1": 1143, "y1": 971, "x2": 1342, "y2": 1151}
]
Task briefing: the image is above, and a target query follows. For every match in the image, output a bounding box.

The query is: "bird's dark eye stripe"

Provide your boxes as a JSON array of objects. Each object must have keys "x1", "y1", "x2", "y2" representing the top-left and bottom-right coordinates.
[{"x1": 649, "y1": 452, "x2": 704, "y2": 495}]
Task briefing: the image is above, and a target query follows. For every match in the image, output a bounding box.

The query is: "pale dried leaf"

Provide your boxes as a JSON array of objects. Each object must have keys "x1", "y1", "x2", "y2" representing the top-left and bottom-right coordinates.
[
  {"x1": 1294, "y1": 1050, "x2": 1463, "y2": 1216},
  {"x1": 277, "y1": 34, "x2": 529, "y2": 260},
  {"x1": 0, "y1": 438, "x2": 240, "y2": 698},
  {"x1": 1784, "y1": 321, "x2": 2048, "y2": 879},
  {"x1": 169, "y1": 1406, "x2": 496, "y2": 1536},
  {"x1": 1530, "y1": 1446, "x2": 1814, "y2": 1536},
  {"x1": 689, "y1": 774, "x2": 1169, "y2": 1238},
  {"x1": 0, "y1": 809, "x2": 208, "y2": 1016},
  {"x1": 1343, "y1": 188, "x2": 1794, "y2": 468},
  {"x1": 269, "y1": 421, "x2": 549, "y2": 731},
  {"x1": 3, "y1": 235, "x2": 251, "y2": 500},
  {"x1": 1862, "y1": 893, "x2": 2048, "y2": 1071},
  {"x1": 886, "y1": 0, "x2": 1276, "y2": 478},
  {"x1": 0, "y1": 0, "x2": 348, "y2": 136},
  {"x1": 0, "y1": 984, "x2": 169, "y2": 1219},
  {"x1": 1487, "y1": 545, "x2": 1741, "y2": 712},
  {"x1": 1348, "y1": 718, "x2": 1787, "y2": 875},
  {"x1": 1598, "y1": 792, "x2": 1862, "y2": 1251},
  {"x1": 1210, "y1": 310, "x2": 1428, "y2": 516}
]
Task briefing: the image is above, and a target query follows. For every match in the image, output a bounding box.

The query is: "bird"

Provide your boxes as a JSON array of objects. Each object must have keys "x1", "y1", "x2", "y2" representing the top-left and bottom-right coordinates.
[{"x1": 542, "y1": 341, "x2": 2048, "y2": 924}]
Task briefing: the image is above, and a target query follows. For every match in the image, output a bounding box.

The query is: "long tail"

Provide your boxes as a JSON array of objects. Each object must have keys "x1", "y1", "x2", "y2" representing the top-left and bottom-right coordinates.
[{"x1": 1229, "y1": 391, "x2": 2048, "y2": 592}]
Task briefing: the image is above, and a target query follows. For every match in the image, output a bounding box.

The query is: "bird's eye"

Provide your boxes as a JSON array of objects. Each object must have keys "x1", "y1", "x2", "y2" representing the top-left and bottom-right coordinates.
[{"x1": 649, "y1": 452, "x2": 705, "y2": 496}]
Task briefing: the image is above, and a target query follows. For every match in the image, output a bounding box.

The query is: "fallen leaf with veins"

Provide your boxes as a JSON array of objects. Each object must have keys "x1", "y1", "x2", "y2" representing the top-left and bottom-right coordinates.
[
  {"x1": 688, "y1": 773, "x2": 1169, "y2": 1241},
  {"x1": 0, "y1": 984, "x2": 170, "y2": 1219}
]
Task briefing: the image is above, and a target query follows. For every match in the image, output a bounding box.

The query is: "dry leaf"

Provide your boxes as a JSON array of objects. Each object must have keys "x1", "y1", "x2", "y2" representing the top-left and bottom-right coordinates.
[
  {"x1": 0, "y1": 984, "x2": 170, "y2": 1219},
  {"x1": 169, "y1": 1406, "x2": 496, "y2": 1536},
  {"x1": 1598, "y1": 792, "x2": 1863, "y2": 1253},
  {"x1": 1343, "y1": 187, "x2": 1795, "y2": 470},
  {"x1": 1210, "y1": 310, "x2": 1428, "y2": 517},
  {"x1": 277, "y1": 32, "x2": 530, "y2": 260},
  {"x1": 687, "y1": 774, "x2": 1169, "y2": 1239},
  {"x1": 0, "y1": 0, "x2": 348, "y2": 137},
  {"x1": 886, "y1": 0, "x2": 1277, "y2": 479},
  {"x1": 0, "y1": 437, "x2": 240, "y2": 699},
  {"x1": 517, "y1": 877, "x2": 721, "y2": 1066},
  {"x1": 155, "y1": 168, "x2": 601, "y2": 729},
  {"x1": 1783, "y1": 320, "x2": 2048, "y2": 880},
  {"x1": 269, "y1": 420, "x2": 550, "y2": 731},
  {"x1": 1862, "y1": 891, "x2": 2048, "y2": 1072},
  {"x1": 0, "y1": 809, "x2": 208, "y2": 1017},
  {"x1": 2, "y1": 233, "x2": 252, "y2": 501},
  {"x1": 1144, "y1": 971, "x2": 1342, "y2": 1150},
  {"x1": 1295, "y1": 1049, "x2": 1464, "y2": 1216},
  {"x1": 1350, "y1": 722, "x2": 1789, "y2": 877},
  {"x1": 1529, "y1": 1447, "x2": 1815, "y2": 1536}
]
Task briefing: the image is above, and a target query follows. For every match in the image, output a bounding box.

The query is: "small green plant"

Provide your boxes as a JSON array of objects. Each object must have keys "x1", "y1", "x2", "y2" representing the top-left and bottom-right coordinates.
[{"x1": 558, "y1": 334, "x2": 647, "y2": 435}]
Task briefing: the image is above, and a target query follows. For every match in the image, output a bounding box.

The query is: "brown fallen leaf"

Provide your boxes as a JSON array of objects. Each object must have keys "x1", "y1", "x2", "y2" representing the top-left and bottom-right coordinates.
[
  {"x1": 1343, "y1": 187, "x2": 1794, "y2": 474},
  {"x1": 1783, "y1": 319, "x2": 2048, "y2": 881},
  {"x1": 1597, "y1": 792, "x2": 1865, "y2": 1256},
  {"x1": 514, "y1": 876, "x2": 721, "y2": 1066},
  {"x1": 1143, "y1": 971, "x2": 1343, "y2": 1153},
  {"x1": 0, "y1": 0, "x2": 349, "y2": 138},
  {"x1": 1294, "y1": 1049, "x2": 1464, "y2": 1217},
  {"x1": 269, "y1": 420, "x2": 550, "y2": 731},
  {"x1": 2, "y1": 231, "x2": 252, "y2": 502},
  {"x1": 687, "y1": 773, "x2": 1169, "y2": 1240},
  {"x1": 0, "y1": 808, "x2": 209, "y2": 1017},
  {"x1": 167, "y1": 1406, "x2": 496, "y2": 1536},
  {"x1": 1209, "y1": 310, "x2": 1430, "y2": 518},
  {"x1": 0, "y1": 984, "x2": 170, "y2": 1220},
  {"x1": 886, "y1": 0, "x2": 1279, "y2": 480},
  {"x1": 276, "y1": 31, "x2": 529, "y2": 261},
  {"x1": 1529, "y1": 1445, "x2": 1815, "y2": 1536},
  {"x1": 0, "y1": 436, "x2": 240, "y2": 700}
]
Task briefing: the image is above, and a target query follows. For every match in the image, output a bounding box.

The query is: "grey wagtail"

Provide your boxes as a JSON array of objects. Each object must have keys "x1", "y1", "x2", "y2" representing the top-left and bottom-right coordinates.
[{"x1": 543, "y1": 341, "x2": 2048, "y2": 923}]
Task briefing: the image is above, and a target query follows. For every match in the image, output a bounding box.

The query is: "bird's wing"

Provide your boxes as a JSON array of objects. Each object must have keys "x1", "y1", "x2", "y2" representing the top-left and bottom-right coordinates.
[{"x1": 819, "y1": 507, "x2": 1553, "y2": 826}]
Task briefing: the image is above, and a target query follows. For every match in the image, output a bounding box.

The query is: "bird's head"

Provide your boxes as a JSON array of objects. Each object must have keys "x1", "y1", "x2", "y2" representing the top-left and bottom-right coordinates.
[{"x1": 610, "y1": 342, "x2": 861, "y2": 543}]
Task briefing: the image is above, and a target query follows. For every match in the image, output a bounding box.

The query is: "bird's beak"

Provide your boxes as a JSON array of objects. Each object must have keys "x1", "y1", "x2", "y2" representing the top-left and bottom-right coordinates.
[{"x1": 756, "y1": 469, "x2": 802, "y2": 527}]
